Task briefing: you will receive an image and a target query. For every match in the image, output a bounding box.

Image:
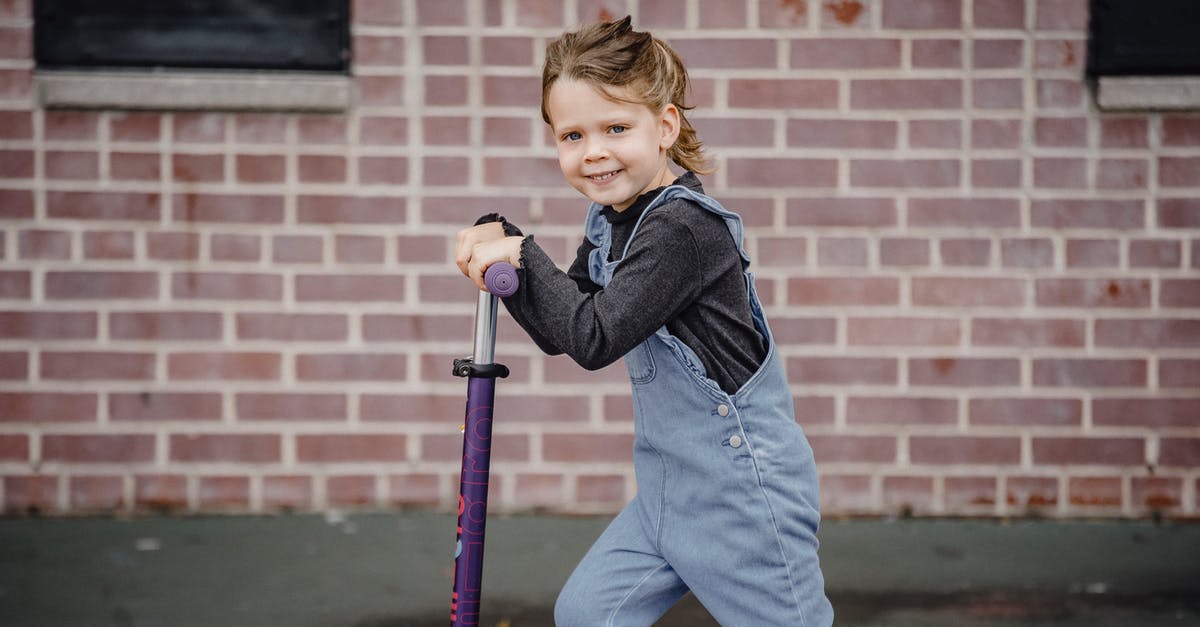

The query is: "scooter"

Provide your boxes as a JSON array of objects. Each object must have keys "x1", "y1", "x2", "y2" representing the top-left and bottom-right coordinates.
[{"x1": 449, "y1": 262, "x2": 518, "y2": 627}]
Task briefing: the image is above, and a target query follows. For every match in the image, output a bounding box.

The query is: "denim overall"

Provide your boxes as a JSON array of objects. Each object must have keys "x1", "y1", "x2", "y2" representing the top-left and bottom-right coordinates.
[{"x1": 554, "y1": 186, "x2": 834, "y2": 626}]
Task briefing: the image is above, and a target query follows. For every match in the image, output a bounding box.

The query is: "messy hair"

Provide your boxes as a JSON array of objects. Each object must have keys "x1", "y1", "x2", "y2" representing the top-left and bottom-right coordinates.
[{"x1": 541, "y1": 15, "x2": 713, "y2": 175}]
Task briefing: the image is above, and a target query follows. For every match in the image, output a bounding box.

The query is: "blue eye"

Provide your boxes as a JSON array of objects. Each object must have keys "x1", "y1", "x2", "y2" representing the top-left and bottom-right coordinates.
[
  {"x1": 564, "y1": 131, "x2": 581, "y2": 142},
  {"x1": 610, "y1": 125, "x2": 626, "y2": 134}
]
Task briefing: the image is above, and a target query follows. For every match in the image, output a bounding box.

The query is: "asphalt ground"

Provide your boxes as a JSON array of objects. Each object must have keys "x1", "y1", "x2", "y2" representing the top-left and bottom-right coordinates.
[{"x1": 1, "y1": 512, "x2": 1198, "y2": 626}]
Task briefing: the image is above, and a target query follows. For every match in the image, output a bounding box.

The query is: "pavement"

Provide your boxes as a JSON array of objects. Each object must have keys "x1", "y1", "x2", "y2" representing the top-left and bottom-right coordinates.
[{"x1": 1, "y1": 511, "x2": 1198, "y2": 626}]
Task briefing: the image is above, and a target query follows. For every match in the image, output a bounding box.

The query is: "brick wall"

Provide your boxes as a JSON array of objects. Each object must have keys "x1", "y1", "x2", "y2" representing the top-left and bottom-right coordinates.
[{"x1": 1, "y1": 0, "x2": 1198, "y2": 519}]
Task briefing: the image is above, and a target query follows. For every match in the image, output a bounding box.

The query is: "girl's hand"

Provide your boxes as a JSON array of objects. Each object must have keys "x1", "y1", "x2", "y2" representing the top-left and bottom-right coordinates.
[
  {"x1": 463, "y1": 235, "x2": 524, "y2": 292},
  {"x1": 455, "y1": 222, "x2": 506, "y2": 277}
]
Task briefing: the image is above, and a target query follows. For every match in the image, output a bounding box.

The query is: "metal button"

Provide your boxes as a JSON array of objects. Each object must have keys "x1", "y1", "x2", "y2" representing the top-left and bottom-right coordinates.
[
  {"x1": 717, "y1": 404, "x2": 730, "y2": 417},
  {"x1": 729, "y1": 435, "x2": 742, "y2": 449}
]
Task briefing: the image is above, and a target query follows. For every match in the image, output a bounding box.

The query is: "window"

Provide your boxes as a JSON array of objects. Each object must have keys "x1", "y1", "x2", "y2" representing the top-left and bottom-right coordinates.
[
  {"x1": 1088, "y1": 0, "x2": 1200, "y2": 110},
  {"x1": 34, "y1": 0, "x2": 351, "y2": 111}
]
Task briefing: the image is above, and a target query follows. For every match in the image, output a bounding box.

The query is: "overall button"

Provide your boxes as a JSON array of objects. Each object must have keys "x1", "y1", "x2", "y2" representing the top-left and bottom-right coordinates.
[
  {"x1": 729, "y1": 435, "x2": 742, "y2": 449},
  {"x1": 717, "y1": 404, "x2": 730, "y2": 417}
]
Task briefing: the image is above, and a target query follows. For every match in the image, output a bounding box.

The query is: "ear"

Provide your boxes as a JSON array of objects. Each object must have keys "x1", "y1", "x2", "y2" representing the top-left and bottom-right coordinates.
[{"x1": 658, "y1": 103, "x2": 681, "y2": 151}]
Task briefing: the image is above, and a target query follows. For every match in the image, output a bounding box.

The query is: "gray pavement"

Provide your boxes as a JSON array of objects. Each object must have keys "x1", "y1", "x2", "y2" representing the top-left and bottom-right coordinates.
[{"x1": 1, "y1": 512, "x2": 1198, "y2": 626}]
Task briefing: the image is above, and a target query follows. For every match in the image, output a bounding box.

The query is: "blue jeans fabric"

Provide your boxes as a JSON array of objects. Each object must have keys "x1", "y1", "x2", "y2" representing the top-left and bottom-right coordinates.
[{"x1": 556, "y1": 187, "x2": 834, "y2": 625}]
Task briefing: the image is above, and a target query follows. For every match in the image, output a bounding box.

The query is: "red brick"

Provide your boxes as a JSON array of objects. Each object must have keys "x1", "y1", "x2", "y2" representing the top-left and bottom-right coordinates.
[
  {"x1": 909, "y1": 119, "x2": 961, "y2": 148},
  {"x1": 422, "y1": 156, "x2": 467, "y2": 186},
  {"x1": 210, "y1": 234, "x2": 261, "y2": 261},
  {"x1": 0, "y1": 392, "x2": 96, "y2": 423},
  {"x1": 787, "y1": 357, "x2": 898, "y2": 385},
  {"x1": 173, "y1": 113, "x2": 225, "y2": 143},
  {"x1": 0, "y1": 434, "x2": 29, "y2": 461},
  {"x1": 44, "y1": 434, "x2": 155, "y2": 463},
  {"x1": 0, "y1": 271, "x2": 30, "y2": 298},
  {"x1": 910, "y1": 358, "x2": 1020, "y2": 387},
  {"x1": 642, "y1": 0, "x2": 688, "y2": 27},
  {"x1": 911, "y1": 39, "x2": 962, "y2": 68},
  {"x1": 110, "y1": 312, "x2": 221, "y2": 341},
  {"x1": 1129, "y1": 239, "x2": 1181, "y2": 268},
  {"x1": 1159, "y1": 439, "x2": 1200, "y2": 467},
  {"x1": 1034, "y1": 116, "x2": 1087, "y2": 147},
  {"x1": 82, "y1": 230, "x2": 135, "y2": 259},
  {"x1": 789, "y1": 277, "x2": 899, "y2": 306},
  {"x1": 110, "y1": 392, "x2": 222, "y2": 422},
  {"x1": 359, "y1": 116, "x2": 408, "y2": 145},
  {"x1": 1132, "y1": 477, "x2": 1182, "y2": 512},
  {"x1": 0, "y1": 189, "x2": 33, "y2": 218},
  {"x1": 1093, "y1": 399, "x2": 1200, "y2": 429},
  {"x1": 237, "y1": 313, "x2": 348, "y2": 341},
  {"x1": 846, "y1": 396, "x2": 957, "y2": 425},
  {"x1": 46, "y1": 150, "x2": 98, "y2": 180},
  {"x1": 358, "y1": 74, "x2": 406, "y2": 105},
  {"x1": 787, "y1": 197, "x2": 896, "y2": 227},
  {"x1": 481, "y1": 36, "x2": 534, "y2": 66},
  {"x1": 173, "y1": 194, "x2": 283, "y2": 223},
  {"x1": 852, "y1": 159, "x2": 959, "y2": 188},
  {"x1": 851, "y1": 79, "x2": 962, "y2": 109},
  {"x1": 362, "y1": 394, "x2": 463, "y2": 423},
  {"x1": 483, "y1": 116, "x2": 533, "y2": 146},
  {"x1": 847, "y1": 317, "x2": 960, "y2": 346},
  {"x1": 971, "y1": 158, "x2": 1021, "y2": 188},
  {"x1": 234, "y1": 154, "x2": 285, "y2": 183},
  {"x1": 972, "y1": 318, "x2": 1085, "y2": 348},
  {"x1": 1100, "y1": 117, "x2": 1149, "y2": 148},
  {"x1": 1036, "y1": 78, "x2": 1085, "y2": 109},
  {"x1": 603, "y1": 394, "x2": 634, "y2": 423},
  {"x1": 882, "y1": 476, "x2": 934, "y2": 514},
  {"x1": 110, "y1": 112, "x2": 160, "y2": 141},
  {"x1": 1033, "y1": 437, "x2": 1144, "y2": 465},
  {"x1": 671, "y1": 38, "x2": 775, "y2": 69},
  {"x1": 1066, "y1": 239, "x2": 1120, "y2": 268},
  {"x1": 1160, "y1": 359, "x2": 1200, "y2": 388},
  {"x1": 939, "y1": 239, "x2": 991, "y2": 266},
  {"x1": 362, "y1": 313, "x2": 471, "y2": 342},
  {"x1": 882, "y1": 0, "x2": 961, "y2": 28},
  {"x1": 512, "y1": 474, "x2": 564, "y2": 508},
  {"x1": 820, "y1": 475, "x2": 874, "y2": 513},
  {"x1": 729, "y1": 79, "x2": 839, "y2": 109},
  {"x1": 970, "y1": 398, "x2": 1081, "y2": 427},
  {"x1": 359, "y1": 156, "x2": 409, "y2": 185},
  {"x1": 543, "y1": 433, "x2": 633, "y2": 463},
  {"x1": 168, "y1": 352, "x2": 281, "y2": 380},
  {"x1": 296, "y1": 353, "x2": 406, "y2": 381},
  {"x1": 482, "y1": 74, "x2": 540, "y2": 108},
  {"x1": 396, "y1": 235, "x2": 448, "y2": 262},
  {"x1": 1035, "y1": 278, "x2": 1151, "y2": 308},
  {"x1": 0, "y1": 150, "x2": 32, "y2": 181},
  {"x1": 974, "y1": 0, "x2": 1023, "y2": 28},
  {"x1": 420, "y1": 196, "x2": 531, "y2": 226},
  {"x1": 387, "y1": 474, "x2": 440, "y2": 507},
  {"x1": 788, "y1": 118, "x2": 897, "y2": 149},
  {"x1": 47, "y1": 191, "x2": 160, "y2": 221},
  {"x1": 755, "y1": 237, "x2": 807, "y2": 267},
  {"x1": 1000, "y1": 238, "x2": 1054, "y2": 268},
  {"x1": 790, "y1": 38, "x2": 900, "y2": 69},
  {"x1": 1068, "y1": 477, "x2": 1122, "y2": 508},
  {"x1": 1035, "y1": 39, "x2": 1083, "y2": 70},
  {"x1": 974, "y1": 78, "x2": 1024, "y2": 109},
  {"x1": 423, "y1": 116, "x2": 470, "y2": 145},
  {"x1": 172, "y1": 272, "x2": 282, "y2": 301},
  {"x1": 913, "y1": 437, "x2": 1020, "y2": 465},
  {"x1": 1006, "y1": 477, "x2": 1058, "y2": 509},
  {"x1": 354, "y1": 34, "x2": 406, "y2": 66},
  {"x1": 327, "y1": 475, "x2": 377, "y2": 507},
  {"x1": 577, "y1": 474, "x2": 626, "y2": 504},
  {"x1": 0, "y1": 67, "x2": 31, "y2": 98},
  {"x1": 0, "y1": 351, "x2": 26, "y2": 379},
  {"x1": 264, "y1": 475, "x2": 314, "y2": 510},
  {"x1": 880, "y1": 237, "x2": 930, "y2": 267},
  {"x1": 18, "y1": 229, "x2": 71, "y2": 260},
  {"x1": 913, "y1": 277, "x2": 1025, "y2": 307},
  {"x1": 171, "y1": 153, "x2": 224, "y2": 183},
  {"x1": 1036, "y1": 0, "x2": 1087, "y2": 31},
  {"x1": 1162, "y1": 279, "x2": 1200, "y2": 308},
  {"x1": 233, "y1": 114, "x2": 287, "y2": 144},
  {"x1": 4, "y1": 476, "x2": 59, "y2": 514},
  {"x1": 1032, "y1": 199, "x2": 1144, "y2": 230},
  {"x1": 272, "y1": 235, "x2": 324, "y2": 264},
  {"x1": 481, "y1": 156, "x2": 561, "y2": 188},
  {"x1": 540, "y1": 354, "x2": 626, "y2": 384},
  {"x1": 974, "y1": 39, "x2": 1024, "y2": 68},
  {"x1": 496, "y1": 394, "x2": 591, "y2": 423},
  {"x1": 1098, "y1": 159, "x2": 1149, "y2": 189},
  {"x1": 298, "y1": 155, "x2": 346, "y2": 183},
  {"x1": 44, "y1": 111, "x2": 99, "y2": 140},
  {"x1": 170, "y1": 434, "x2": 281, "y2": 463},
  {"x1": 198, "y1": 476, "x2": 250, "y2": 510},
  {"x1": 817, "y1": 236, "x2": 868, "y2": 267},
  {"x1": 147, "y1": 229, "x2": 199, "y2": 258},
  {"x1": 0, "y1": 110, "x2": 32, "y2": 139},
  {"x1": 945, "y1": 476, "x2": 999, "y2": 510},
  {"x1": 41, "y1": 351, "x2": 155, "y2": 381},
  {"x1": 1033, "y1": 157, "x2": 1086, "y2": 189},
  {"x1": 236, "y1": 393, "x2": 347, "y2": 422},
  {"x1": 295, "y1": 274, "x2": 405, "y2": 302},
  {"x1": 296, "y1": 434, "x2": 407, "y2": 462},
  {"x1": 134, "y1": 474, "x2": 188, "y2": 512},
  {"x1": 353, "y1": 0, "x2": 406, "y2": 25},
  {"x1": 420, "y1": 433, "x2": 529, "y2": 463},
  {"x1": 972, "y1": 118, "x2": 1022, "y2": 149},
  {"x1": 297, "y1": 195, "x2": 407, "y2": 223},
  {"x1": 1095, "y1": 319, "x2": 1200, "y2": 348},
  {"x1": 70, "y1": 476, "x2": 126, "y2": 512},
  {"x1": 419, "y1": 75, "x2": 463, "y2": 106}
]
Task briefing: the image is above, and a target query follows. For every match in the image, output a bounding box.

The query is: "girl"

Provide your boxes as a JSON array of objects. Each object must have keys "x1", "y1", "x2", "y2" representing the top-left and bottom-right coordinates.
[{"x1": 455, "y1": 16, "x2": 834, "y2": 626}]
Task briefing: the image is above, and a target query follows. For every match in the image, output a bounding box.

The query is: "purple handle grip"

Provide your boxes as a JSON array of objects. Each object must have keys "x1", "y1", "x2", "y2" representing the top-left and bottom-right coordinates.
[{"x1": 484, "y1": 262, "x2": 519, "y2": 297}]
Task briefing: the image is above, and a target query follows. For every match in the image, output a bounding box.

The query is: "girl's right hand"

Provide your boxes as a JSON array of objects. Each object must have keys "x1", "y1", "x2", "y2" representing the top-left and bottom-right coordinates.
[{"x1": 455, "y1": 221, "x2": 506, "y2": 278}]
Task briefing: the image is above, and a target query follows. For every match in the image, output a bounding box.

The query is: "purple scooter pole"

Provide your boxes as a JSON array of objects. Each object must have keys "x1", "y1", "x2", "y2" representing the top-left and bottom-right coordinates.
[{"x1": 450, "y1": 262, "x2": 518, "y2": 626}]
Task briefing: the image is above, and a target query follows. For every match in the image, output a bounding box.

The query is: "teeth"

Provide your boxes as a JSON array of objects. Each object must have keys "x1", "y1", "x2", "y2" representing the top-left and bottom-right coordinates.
[{"x1": 590, "y1": 171, "x2": 617, "y2": 181}]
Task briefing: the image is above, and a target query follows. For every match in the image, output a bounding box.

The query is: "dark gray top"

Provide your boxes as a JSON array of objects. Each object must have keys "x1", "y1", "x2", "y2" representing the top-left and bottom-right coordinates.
[{"x1": 502, "y1": 172, "x2": 767, "y2": 394}]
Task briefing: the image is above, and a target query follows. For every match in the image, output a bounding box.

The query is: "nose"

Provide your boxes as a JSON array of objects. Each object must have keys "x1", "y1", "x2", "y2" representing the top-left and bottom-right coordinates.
[{"x1": 583, "y1": 137, "x2": 608, "y2": 163}]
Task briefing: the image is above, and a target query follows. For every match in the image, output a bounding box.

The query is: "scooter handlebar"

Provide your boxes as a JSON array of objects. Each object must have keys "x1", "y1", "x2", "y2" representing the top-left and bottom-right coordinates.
[{"x1": 484, "y1": 262, "x2": 519, "y2": 297}]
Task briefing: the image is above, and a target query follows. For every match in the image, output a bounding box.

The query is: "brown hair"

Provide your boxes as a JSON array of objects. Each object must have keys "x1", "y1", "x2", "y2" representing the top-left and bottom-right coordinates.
[{"x1": 541, "y1": 16, "x2": 713, "y2": 175}]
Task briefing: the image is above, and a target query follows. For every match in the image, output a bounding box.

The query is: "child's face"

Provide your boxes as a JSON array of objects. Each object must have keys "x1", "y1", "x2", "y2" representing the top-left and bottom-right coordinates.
[{"x1": 546, "y1": 79, "x2": 680, "y2": 211}]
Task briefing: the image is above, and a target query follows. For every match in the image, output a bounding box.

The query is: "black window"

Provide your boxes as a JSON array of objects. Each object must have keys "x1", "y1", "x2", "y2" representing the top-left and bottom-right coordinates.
[
  {"x1": 34, "y1": 0, "x2": 350, "y2": 73},
  {"x1": 1087, "y1": 0, "x2": 1200, "y2": 78}
]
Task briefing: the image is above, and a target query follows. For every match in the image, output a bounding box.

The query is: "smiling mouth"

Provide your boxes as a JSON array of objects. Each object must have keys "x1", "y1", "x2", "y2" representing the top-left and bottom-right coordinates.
[{"x1": 587, "y1": 170, "x2": 621, "y2": 182}]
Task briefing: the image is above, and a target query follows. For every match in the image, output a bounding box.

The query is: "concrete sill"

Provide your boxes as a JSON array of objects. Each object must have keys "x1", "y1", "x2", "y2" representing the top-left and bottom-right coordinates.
[
  {"x1": 37, "y1": 70, "x2": 352, "y2": 112},
  {"x1": 1096, "y1": 76, "x2": 1200, "y2": 111}
]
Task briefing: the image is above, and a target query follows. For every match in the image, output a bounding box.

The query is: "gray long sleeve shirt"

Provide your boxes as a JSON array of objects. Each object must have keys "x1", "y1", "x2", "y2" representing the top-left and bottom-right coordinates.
[{"x1": 502, "y1": 172, "x2": 767, "y2": 395}]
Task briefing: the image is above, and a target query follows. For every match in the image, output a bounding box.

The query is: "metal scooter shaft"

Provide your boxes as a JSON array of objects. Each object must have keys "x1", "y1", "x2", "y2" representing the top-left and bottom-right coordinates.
[{"x1": 450, "y1": 262, "x2": 518, "y2": 627}]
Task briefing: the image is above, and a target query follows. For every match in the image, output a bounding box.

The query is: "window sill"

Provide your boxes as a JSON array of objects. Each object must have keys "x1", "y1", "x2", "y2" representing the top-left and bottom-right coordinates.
[
  {"x1": 37, "y1": 70, "x2": 352, "y2": 112},
  {"x1": 1096, "y1": 76, "x2": 1200, "y2": 111}
]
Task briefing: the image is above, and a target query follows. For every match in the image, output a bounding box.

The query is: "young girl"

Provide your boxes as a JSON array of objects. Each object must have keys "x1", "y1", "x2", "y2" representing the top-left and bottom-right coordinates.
[{"x1": 455, "y1": 16, "x2": 834, "y2": 626}]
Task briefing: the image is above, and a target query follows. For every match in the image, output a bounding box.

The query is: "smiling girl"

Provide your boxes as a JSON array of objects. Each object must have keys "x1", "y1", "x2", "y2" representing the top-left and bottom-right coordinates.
[{"x1": 455, "y1": 16, "x2": 834, "y2": 626}]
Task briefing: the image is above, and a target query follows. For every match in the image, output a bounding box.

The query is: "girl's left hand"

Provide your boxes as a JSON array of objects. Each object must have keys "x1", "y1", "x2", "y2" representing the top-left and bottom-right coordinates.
[{"x1": 464, "y1": 236, "x2": 523, "y2": 292}]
